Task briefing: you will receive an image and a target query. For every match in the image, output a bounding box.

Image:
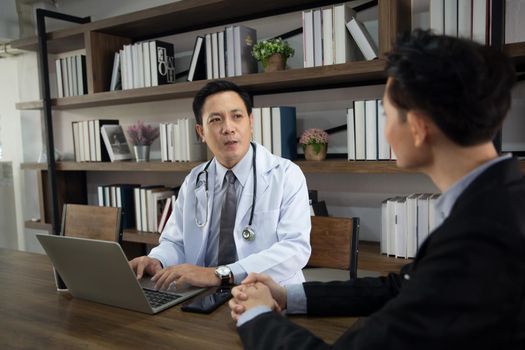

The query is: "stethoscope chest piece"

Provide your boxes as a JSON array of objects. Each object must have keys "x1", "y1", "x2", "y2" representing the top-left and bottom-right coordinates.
[{"x1": 242, "y1": 226, "x2": 256, "y2": 241}]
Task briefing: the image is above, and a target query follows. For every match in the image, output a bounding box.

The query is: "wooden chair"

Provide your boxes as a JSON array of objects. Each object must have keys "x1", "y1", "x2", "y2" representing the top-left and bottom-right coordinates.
[
  {"x1": 303, "y1": 216, "x2": 360, "y2": 282},
  {"x1": 61, "y1": 203, "x2": 122, "y2": 242}
]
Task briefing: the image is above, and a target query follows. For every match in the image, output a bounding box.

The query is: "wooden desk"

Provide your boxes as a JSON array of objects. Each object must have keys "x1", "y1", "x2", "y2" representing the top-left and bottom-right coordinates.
[{"x1": 0, "y1": 248, "x2": 356, "y2": 349}]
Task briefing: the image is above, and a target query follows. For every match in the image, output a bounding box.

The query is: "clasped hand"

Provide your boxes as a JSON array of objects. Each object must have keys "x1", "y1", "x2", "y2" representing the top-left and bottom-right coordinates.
[{"x1": 229, "y1": 273, "x2": 287, "y2": 321}]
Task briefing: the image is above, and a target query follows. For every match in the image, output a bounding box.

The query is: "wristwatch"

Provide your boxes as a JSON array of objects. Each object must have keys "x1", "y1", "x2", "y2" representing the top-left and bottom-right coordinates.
[{"x1": 214, "y1": 265, "x2": 233, "y2": 286}]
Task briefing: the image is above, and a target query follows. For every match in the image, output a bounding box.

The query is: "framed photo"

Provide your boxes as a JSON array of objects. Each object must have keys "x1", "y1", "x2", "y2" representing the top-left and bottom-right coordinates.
[{"x1": 101, "y1": 124, "x2": 132, "y2": 161}]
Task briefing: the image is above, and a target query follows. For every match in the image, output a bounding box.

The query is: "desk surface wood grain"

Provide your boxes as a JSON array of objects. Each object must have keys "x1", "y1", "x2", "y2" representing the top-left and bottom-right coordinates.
[{"x1": 0, "y1": 248, "x2": 356, "y2": 349}]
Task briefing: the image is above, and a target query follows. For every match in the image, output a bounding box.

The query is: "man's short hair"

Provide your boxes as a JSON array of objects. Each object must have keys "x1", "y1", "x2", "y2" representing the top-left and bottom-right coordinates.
[
  {"x1": 386, "y1": 29, "x2": 516, "y2": 146},
  {"x1": 192, "y1": 80, "x2": 253, "y2": 125}
]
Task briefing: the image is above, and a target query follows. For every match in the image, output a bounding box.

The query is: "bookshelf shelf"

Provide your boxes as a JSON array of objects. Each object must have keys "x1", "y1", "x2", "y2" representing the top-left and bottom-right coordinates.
[
  {"x1": 24, "y1": 220, "x2": 52, "y2": 231},
  {"x1": 15, "y1": 60, "x2": 386, "y2": 110},
  {"x1": 20, "y1": 159, "x2": 525, "y2": 174}
]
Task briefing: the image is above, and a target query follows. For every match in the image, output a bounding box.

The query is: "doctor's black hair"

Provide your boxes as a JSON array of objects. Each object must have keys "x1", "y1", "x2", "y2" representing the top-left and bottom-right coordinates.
[
  {"x1": 192, "y1": 80, "x2": 253, "y2": 125},
  {"x1": 385, "y1": 29, "x2": 515, "y2": 146}
]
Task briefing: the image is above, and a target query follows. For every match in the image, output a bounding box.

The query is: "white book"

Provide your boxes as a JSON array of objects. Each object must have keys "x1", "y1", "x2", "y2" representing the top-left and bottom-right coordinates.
[
  {"x1": 149, "y1": 41, "x2": 158, "y2": 87},
  {"x1": 123, "y1": 44, "x2": 134, "y2": 89},
  {"x1": 116, "y1": 187, "x2": 122, "y2": 208},
  {"x1": 313, "y1": 9, "x2": 323, "y2": 66},
  {"x1": 430, "y1": 0, "x2": 445, "y2": 35},
  {"x1": 97, "y1": 185, "x2": 104, "y2": 206},
  {"x1": 61, "y1": 58, "x2": 69, "y2": 97},
  {"x1": 406, "y1": 193, "x2": 419, "y2": 258},
  {"x1": 377, "y1": 100, "x2": 390, "y2": 160},
  {"x1": 157, "y1": 197, "x2": 172, "y2": 234},
  {"x1": 346, "y1": 107, "x2": 355, "y2": 160},
  {"x1": 134, "y1": 187, "x2": 142, "y2": 231},
  {"x1": 76, "y1": 55, "x2": 85, "y2": 95},
  {"x1": 380, "y1": 198, "x2": 389, "y2": 254},
  {"x1": 346, "y1": 17, "x2": 378, "y2": 60},
  {"x1": 78, "y1": 120, "x2": 85, "y2": 162},
  {"x1": 302, "y1": 10, "x2": 314, "y2": 68},
  {"x1": 142, "y1": 41, "x2": 151, "y2": 88},
  {"x1": 160, "y1": 123, "x2": 167, "y2": 162},
  {"x1": 72, "y1": 122, "x2": 80, "y2": 161},
  {"x1": 225, "y1": 26, "x2": 235, "y2": 77},
  {"x1": 333, "y1": 3, "x2": 358, "y2": 64},
  {"x1": 472, "y1": 0, "x2": 487, "y2": 44},
  {"x1": 444, "y1": 0, "x2": 458, "y2": 37},
  {"x1": 131, "y1": 43, "x2": 140, "y2": 88},
  {"x1": 71, "y1": 55, "x2": 78, "y2": 96},
  {"x1": 252, "y1": 107, "x2": 263, "y2": 144},
  {"x1": 55, "y1": 59, "x2": 63, "y2": 98},
  {"x1": 109, "y1": 52, "x2": 120, "y2": 91},
  {"x1": 151, "y1": 190, "x2": 174, "y2": 233},
  {"x1": 68, "y1": 56, "x2": 76, "y2": 96},
  {"x1": 180, "y1": 118, "x2": 189, "y2": 162},
  {"x1": 394, "y1": 197, "x2": 407, "y2": 259},
  {"x1": 365, "y1": 99, "x2": 377, "y2": 160},
  {"x1": 82, "y1": 120, "x2": 91, "y2": 162},
  {"x1": 386, "y1": 197, "x2": 398, "y2": 256},
  {"x1": 261, "y1": 107, "x2": 273, "y2": 153},
  {"x1": 119, "y1": 49, "x2": 127, "y2": 90},
  {"x1": 88, "y1": 120, "x2": 96, "y2": 162},
  {"x1": 353, "y1": 100, "x2": 366, "y2": 160},
  {"x1": 322, "y1": 7, "x2": 334, "y2": 66},
  {"x1": 457, "y1": 0, "x2": 472, "y2": 39},
  {"x1": 104, "y1": 186, "x2": 111, "y2": 207},
  {"x1": 417, "y1": 193, "x2": 431, "y2": 248},
  {"x1": 111, "y1": 185, "x2": 117, "y2": 207},
  {"x1": 173, "y1": 121, "x2": 182, "y2": 162},
  {"x1": 136, "y1": 43, "x2": 144, "y2": 88},
  {"x1": 271, "y1": 107, "x2": 282, "y2": 157},
  {"x1": 167, "y1": 123, "x2": 174, "y2": 162},
  {"x1": 211, "y1": 32, "x2": 219, "y2": 79},
  {"x1": 205, "y1": 33, "x2": 213, "y2": 80},
  {"x1": 218, "y1": 31, "x2": 226, "y2": 78}
]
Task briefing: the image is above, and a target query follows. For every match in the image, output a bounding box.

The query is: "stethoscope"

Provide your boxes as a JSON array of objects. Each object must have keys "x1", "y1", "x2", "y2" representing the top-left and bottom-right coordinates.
[{"x1": 194, "y1": 142, "x2": 257, "y2": 241}]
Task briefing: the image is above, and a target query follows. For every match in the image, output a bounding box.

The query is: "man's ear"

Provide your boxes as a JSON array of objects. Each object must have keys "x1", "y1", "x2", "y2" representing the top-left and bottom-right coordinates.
[
  {"x1": 195, "y1": 123, "x2": 205, "y2": 143},
  {"x1": 407, "y1": 111, "x2": 429, "y2": 148}
]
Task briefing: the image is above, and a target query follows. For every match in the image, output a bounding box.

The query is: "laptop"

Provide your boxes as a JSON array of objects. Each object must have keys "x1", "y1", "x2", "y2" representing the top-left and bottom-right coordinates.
[{"x1": 36, "y1": 234, "x2": 206, "y2": 314}]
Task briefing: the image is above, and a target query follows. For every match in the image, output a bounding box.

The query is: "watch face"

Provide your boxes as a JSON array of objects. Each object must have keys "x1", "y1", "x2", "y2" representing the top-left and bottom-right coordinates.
[{"x1": 216, "y1": 266, "x2": 230, "y2": 277}]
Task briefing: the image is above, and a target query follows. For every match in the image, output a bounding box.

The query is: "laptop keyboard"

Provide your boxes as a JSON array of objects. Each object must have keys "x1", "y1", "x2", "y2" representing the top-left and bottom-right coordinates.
[{"x1": 143, "y1": 288, "x2": 182, "y2": 308}]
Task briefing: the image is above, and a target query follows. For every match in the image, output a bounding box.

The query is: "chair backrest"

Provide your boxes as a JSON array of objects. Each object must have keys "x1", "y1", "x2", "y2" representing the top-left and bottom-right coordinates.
[
  {"x1": 61, "y1": 204, "x2": 122, "y2": 242},
  {"x1": 307, "y1": 216, "x2": 360, "y2": 279}
]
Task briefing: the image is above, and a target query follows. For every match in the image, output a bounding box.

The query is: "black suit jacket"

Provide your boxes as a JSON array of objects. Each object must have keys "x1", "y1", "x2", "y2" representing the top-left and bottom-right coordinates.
[{"x1": 238, "y1": 158, "x2": 525, "y2": 349}]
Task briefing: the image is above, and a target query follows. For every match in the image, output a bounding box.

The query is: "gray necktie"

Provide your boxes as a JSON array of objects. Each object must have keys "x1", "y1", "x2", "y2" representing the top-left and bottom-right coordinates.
[{"x1": 218, "y1": 170, "x2": 237, "y2": 265}]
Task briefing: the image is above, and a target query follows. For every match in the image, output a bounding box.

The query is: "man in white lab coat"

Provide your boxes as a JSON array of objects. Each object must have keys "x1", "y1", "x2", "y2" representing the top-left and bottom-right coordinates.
[{"x1": 129, "y1": 80, "x2": 311, "y2": 289}]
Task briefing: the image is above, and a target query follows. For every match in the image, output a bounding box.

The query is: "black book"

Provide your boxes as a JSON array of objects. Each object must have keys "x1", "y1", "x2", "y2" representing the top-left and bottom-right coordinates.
[
  {"x1": 115, "y1": 184, "x2": 140, "y2": 229},
  {"x1": 150, "y1": 40, "x2": 176, "y2": 86},
  {"x1": 187, "y1": 36, "x2": 206, "y2": 81},
  {"x1": 311, "y1": 200, "x2": 329, "y2": 216}
]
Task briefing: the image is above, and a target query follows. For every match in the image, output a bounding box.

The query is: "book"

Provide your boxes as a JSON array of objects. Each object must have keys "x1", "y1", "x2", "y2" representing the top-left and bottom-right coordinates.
[
  {"x1": 225, "y1": 26, "x2": 235, "y2": 77},
  {"x1": 151, "y1": 190, "x2": 174, "y2": 232},
  {"x1": 261, "y1": 107, "x2": 273, "y2": 152},
  {"x1": 76, "y1": 55, "x2": 87, "y2": 95},
  {"x1": 157, "y1": 197, "x2": 173, "y2": 234},
  {"x1": 310, "y1": 200, "x2": 328, "y2": 216},
  {"x1": 353, "y1": 100, "x2": 366, "y2": 160},
  {"x1": 430, "y1": 0, "x2": 444, "y2": 35},
  {"x1": 109, "y1": 52, "x2": 121, "y2": 91},
  {"x1": 149, "y1": 40, "x2": 176, "y2": 86},
  {"x1": 444, "y1": 0, "x2": 458, "y2": 37},
  {"x1": 205, "y1": 33, "x2": 213, "y2": 80},
  {"x1": 322, "y1": 7, "x2": 334, "y2": 66},
  {"x1": 100, "y1": 124, "x2": 132, "y2": 162},
  {"x1": 252, "y1": 107, "x2": 263, "y2": 144},
  {"x1": 313, "y1": 9, "x2": 323, "y2": 67},
  {"x1": 394, "y1": 197, "x2": 407, "y2": 258},
  {"x1": 365, "y1": 99, "x2": 378, "y2": 160},
  {"x1": 55, "y1": 59, "x2": 64, "y2": 98},
  {"x1": 302, "y1": 9, "x2": 314, "y2": 68},
  {"x1": 333, "y1": 3, "x2": 360, "y2": 64},
  {"x1": 187, "y1": 36, "x2": 206, "y2": 81},
  {"x1": 377, "y1": 100, "x2": 390, "y2": 160},
  {"x1": 116, "y1": 184, "x2": 139, "y2": 229},
  {"x1": 346, "y1": 17, "x2": 378, "y2": 60},
  {"x1": 406, "y1": 193, "x2": 419, "y2": 258},
  {"x1": 271, "y1": 106, "x2": 297, "y2": 160},
  {"x1": 233, "y1": 25, "x2": 257, "y2": 76},
  {"x1": 347, "y1": 107, "x2": 355, "y2": 160},
  {"x1": 211, "y1": 32, "x2": 219, "y2": 79},
  {"x1": 218, "y1": 31, "x2": 226, "y2": 78},
  {"x1": 142, "y1": 41, "x2": 151, "y2": 88}
]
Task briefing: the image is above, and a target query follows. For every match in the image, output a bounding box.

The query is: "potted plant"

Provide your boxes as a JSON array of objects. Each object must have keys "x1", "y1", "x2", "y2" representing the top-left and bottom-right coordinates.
[
  {"x1": 126, "y1": 121, "x2": 160, "y2": 162},
  {"x1": 252, "y1": 37, "x2": 295, "y2": 72},
  {"x1": 299, "y1": 128, "x2": 328, "y2": 161}
]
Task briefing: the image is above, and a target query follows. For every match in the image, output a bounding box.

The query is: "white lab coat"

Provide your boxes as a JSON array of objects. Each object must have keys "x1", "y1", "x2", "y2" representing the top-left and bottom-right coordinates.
[{"x1": 149, "y1": 143, "x2": 311, "y2": 285}]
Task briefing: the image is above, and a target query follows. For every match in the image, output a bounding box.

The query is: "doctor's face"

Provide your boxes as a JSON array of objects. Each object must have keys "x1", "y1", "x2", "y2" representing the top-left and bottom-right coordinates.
[{"x1": 196, "y1": 91, "x2": 253, "y2": 169}]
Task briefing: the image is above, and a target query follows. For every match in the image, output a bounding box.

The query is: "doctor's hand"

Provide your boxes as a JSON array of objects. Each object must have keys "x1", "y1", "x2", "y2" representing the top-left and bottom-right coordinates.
[
  {"x1": 129, "y1": 256, "x2": 162, "y2": 280},
  {"x1": 229, "y1": 282, "x2": 279, "y2": 321},
  {"x1": 151, "y1": 264, "x2": 219, "y2": 290}
]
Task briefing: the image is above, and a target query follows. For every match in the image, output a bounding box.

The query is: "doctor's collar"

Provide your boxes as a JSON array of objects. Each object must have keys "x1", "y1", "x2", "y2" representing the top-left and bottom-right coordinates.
[{"x1": 214, "y1": 144, "x2": 254, "y2": 188}]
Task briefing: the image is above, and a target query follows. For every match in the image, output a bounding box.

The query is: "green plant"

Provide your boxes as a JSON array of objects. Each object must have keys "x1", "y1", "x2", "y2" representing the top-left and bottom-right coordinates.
[{"x1": 252, "y1": 38, "x2": 295, "y2": 67}]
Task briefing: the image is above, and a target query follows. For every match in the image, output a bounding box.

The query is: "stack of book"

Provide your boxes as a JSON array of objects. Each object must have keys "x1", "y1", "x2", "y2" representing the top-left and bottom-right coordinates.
[
  {"x1": 109, "y1": 40, "x2": 176, "y2": 91},
  {"x1": 133, "y1": 185, "x2": 179, "y2": 233},
  {"x1": 347, "y1": 99, "x2": 392, "y2": 161},
  {"x1": 187, "y1": 25, "x2": 257, "y2": 81},
  {"x1": 55, "y1": 54, "x2": 87, "y2": 97},
  {"x1": 252, "y1": 106, "x2": 297, "y2": 160},
  {"x1": 380, "y1": 193, "x2": 442, "y2": 259},
  {"x1": 159, "y1": 118, "x2": 207, "y2": 162}
]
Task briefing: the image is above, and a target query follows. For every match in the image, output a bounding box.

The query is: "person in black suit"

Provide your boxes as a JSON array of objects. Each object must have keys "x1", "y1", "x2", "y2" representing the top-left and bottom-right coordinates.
[{"x1": 228, "y1": 29, "x2": 525, "y2": 349}]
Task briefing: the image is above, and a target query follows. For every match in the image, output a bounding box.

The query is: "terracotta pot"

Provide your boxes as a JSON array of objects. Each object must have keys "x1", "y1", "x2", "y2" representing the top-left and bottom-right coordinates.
[
  {"x1": 263, "y1": 53, "x2": 286, "y2": 72},
  {"x1": 304, "y1": 143, "x2": 327, "y2": 161}
]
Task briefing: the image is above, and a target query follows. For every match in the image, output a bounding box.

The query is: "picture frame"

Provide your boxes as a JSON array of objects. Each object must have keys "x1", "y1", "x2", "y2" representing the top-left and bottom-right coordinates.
[{"x1": 101, "y1": 124, "x2": 133, "y2": 161}]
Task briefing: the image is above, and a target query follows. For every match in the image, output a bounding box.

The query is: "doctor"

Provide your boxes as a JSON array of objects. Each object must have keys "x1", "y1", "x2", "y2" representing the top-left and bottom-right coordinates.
[{"x1": 129, "y1": 80, "x2": 311, "y2": 289}]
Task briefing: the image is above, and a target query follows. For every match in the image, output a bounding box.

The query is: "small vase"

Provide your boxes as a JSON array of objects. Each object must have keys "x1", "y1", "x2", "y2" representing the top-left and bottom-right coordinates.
[
  {"x1": 133, "y1": 145, "x2": 150, "y2": 162},
  {"x1": 304, "y1": 143, "x2": 327, "y2": 161},
  {"x1": 263, "y1": 53, "x2": 286, "y2": 72}
]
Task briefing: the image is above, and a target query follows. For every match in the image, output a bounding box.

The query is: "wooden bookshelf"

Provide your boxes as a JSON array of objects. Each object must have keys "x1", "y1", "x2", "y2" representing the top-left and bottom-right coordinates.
[
  {"x1": 16, "y1": 60, "x2": 386, "y2": 110},
  {"x1": 24, "y1": 220, "x2": 52, "y2": 231}
]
